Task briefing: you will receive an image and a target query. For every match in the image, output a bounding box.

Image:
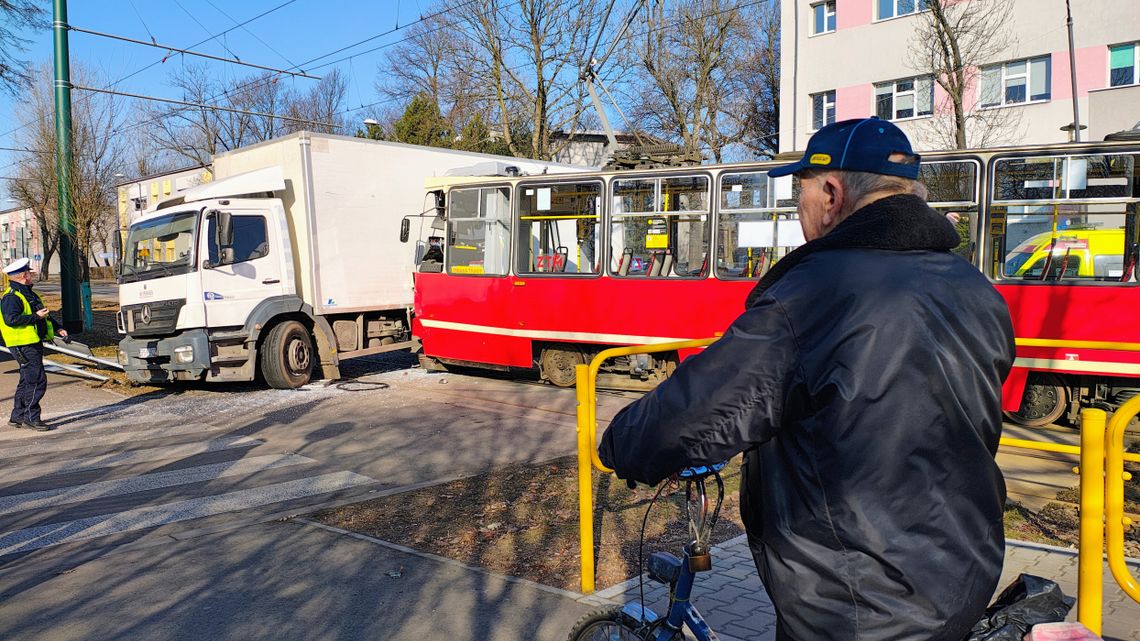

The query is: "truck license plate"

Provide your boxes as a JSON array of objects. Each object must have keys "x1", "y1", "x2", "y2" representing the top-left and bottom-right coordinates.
[{"x1": 138, "y1": 347, "x2": 157, "y2": 359}]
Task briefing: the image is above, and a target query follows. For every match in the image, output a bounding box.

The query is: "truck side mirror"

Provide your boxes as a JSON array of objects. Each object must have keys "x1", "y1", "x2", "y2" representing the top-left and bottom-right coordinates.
[
  {"x1": 216, "y1": 211, "x2": 234, "y2": 248},
  {"x1": 399, "y1": 218, "x2": 410, "y2": 243}
]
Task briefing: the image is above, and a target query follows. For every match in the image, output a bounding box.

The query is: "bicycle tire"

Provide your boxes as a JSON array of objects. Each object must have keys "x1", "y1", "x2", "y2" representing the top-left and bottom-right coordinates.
[{"x1": 566, "y1": 607, "x2": 649, "y2": 641}]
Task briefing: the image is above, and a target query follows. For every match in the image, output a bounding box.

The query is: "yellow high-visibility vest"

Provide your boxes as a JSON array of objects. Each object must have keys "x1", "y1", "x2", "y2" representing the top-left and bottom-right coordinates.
[{"x1": 0, "y1": 288, "x2": 54, "y2": 347}]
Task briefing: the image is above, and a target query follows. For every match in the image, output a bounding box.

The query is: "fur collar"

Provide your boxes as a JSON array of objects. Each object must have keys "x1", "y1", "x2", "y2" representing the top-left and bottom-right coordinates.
[{"x1": 744, "y1": 193, "x2": 960, "y2": 308}]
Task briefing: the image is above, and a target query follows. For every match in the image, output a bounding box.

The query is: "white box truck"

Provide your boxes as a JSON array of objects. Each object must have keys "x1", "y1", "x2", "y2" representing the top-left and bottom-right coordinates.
[{"x1": 116, "y1": 131, "x2": 580, "y2": 388}]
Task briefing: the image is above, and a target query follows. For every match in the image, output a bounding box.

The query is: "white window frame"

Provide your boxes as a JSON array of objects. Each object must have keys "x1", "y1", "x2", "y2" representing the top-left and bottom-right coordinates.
[
  {"x1": 811, "y1": 90, "x2": 836, "y2": 131},
  {"x1": 811, "y1": 1, "x2": 836, "y2": 35},
  {"x1": 875, "y1": 0, "x2": 927, "y2": 21},
  {"x1": 1108, "y1": 42, "x2": 1140, "y2": 87},
  {"x1": 980, "y1": 55, "x2": 1051, "y2": 108},
  {"x1": 874, "y1": 76, "x2": 934, "y2": 121}
]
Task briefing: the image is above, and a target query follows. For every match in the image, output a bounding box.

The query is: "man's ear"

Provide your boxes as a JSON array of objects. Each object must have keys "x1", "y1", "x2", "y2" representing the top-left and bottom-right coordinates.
[{"x1": 821, "y1": 175, "x2": 845, "y2": 228}]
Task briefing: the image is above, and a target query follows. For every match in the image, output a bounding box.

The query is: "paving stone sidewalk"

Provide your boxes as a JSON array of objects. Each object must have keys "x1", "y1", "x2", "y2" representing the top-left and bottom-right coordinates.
[{"x1": 591, "y1": 536, "x2": 1140, "y2": 641}]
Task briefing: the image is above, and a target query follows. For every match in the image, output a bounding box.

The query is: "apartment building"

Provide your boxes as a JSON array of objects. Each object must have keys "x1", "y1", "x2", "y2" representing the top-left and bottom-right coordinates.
[{"x1": 779, "y1": 0, "x2": 1140, "y2": 152}]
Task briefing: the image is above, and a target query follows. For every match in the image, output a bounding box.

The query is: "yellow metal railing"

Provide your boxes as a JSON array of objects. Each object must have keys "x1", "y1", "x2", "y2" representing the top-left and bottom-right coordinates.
[
  {"x1": 574, "y1": 338, "x2": 1139, "y2": 632},
  {"x1": 574, "y1": 338, "x2": 718, "y2": 593}
]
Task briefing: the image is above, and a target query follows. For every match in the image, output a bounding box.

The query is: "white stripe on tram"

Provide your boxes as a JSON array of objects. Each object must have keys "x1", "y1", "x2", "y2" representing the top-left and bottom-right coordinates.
[
  {"x1": 0, "y1": 421, "x2": 241, "y2": 462},
  {"x1": 418, "y1": 318, "x2": 694, "y2": 345},
  {"x1": 0, "y1": 454, "x2": 313, "y2": 516},
  {"x1": 0, "y1": 437, "x2": 263, "y2": 484},
  {"x1": 1013, "y1": 357, "x2": 1140, "y2": 376},
  {"x1": 0, "y1": 471, "x2": 376, "y2": 557}
]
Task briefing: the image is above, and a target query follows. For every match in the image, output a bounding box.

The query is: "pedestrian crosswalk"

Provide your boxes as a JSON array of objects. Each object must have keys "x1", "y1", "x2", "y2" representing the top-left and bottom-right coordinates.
[{"x1": 0, "y1": 422, "x2": 378, "y2": 558}]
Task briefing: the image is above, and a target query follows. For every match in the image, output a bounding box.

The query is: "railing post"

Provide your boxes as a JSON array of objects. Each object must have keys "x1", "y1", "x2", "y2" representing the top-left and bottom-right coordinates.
[
  {"x1": 576, "y1": 363, "x2": 595, "y2": 594},
  {"x1": 1077, "y1": 407, "x2": 1106, "y2": 635}
]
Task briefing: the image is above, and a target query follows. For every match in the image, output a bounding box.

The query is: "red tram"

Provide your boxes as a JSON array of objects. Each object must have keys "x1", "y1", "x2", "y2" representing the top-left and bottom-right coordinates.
[{"x1": 409, "y1": 141, "x2": 1140, "y2": 427}]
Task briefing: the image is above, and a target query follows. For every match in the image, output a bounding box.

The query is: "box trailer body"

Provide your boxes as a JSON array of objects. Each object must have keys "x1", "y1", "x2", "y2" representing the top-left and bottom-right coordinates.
[{"x1": 116, "y1": 131, "x2": 582, "y2": 387}]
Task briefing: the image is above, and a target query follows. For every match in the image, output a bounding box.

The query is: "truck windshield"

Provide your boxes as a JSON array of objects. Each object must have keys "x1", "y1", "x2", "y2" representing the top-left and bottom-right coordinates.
[{"x1": 121, "y1": 210, "x2": 199, "y2": 282}]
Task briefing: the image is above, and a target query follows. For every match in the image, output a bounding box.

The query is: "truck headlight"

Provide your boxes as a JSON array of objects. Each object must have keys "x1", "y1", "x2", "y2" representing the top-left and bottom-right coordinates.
[
  {"x1": 118, "y1": 350, "x2": 128, "y2": 366},
  {"x1": 174, "y1": 346, "x2": 194, "y2": 363}
]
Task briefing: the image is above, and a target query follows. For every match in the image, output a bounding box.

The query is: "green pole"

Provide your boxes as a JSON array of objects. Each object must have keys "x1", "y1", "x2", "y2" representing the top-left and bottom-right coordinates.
[{"x1": 53, "y1": 0, "x2": 83, "y2": 333}]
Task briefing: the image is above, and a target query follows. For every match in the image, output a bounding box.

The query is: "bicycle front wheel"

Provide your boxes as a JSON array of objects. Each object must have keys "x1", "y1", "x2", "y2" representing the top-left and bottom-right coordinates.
[{"x1": 566, "y1": 607, "x2": 648, "y2": 641}]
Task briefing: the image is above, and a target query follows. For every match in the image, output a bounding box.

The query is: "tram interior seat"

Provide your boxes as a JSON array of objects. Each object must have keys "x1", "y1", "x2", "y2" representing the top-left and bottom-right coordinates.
[{"x1": 618, "y1": 248, "x2": 632, "y2": 276}]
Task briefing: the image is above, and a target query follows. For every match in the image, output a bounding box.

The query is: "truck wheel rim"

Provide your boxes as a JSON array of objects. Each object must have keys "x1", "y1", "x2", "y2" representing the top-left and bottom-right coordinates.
[{"x1": 287, "y1": 338, "x2": 310, "y2": 372}]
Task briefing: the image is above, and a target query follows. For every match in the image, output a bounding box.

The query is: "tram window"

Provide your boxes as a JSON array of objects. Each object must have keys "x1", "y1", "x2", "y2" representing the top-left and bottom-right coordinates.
[
  {"x1": 717, "y1": 171, "x2": 803, "y2": 279},
  {"x1": 610, "y1": 175, "x2": 710, "y2": 278},
  {"x1": 517, "y1": 182, "x2": 601, "y2": 275},
  {"x1": 446, "y1": 186, "x2": 511, "y2": 276},
  {"x1": 918, "y1": 160, "x2": 980, "y2": 264},
  {"x1": 993, "y1": 154, "x2": 1135, "y2": 202},
  {"x1": 997, "y1": 207, "x2": 1137, "y2": 282}
]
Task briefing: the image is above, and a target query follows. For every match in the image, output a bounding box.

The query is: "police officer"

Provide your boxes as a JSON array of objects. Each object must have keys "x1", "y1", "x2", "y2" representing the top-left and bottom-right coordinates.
[{"x1": 1, "y1": 258, "x2": 68, "y2": 431}]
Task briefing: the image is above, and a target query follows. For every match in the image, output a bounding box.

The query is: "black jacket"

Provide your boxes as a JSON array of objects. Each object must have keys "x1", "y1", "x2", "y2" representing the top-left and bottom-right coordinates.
[
  {"x1": 2, "y1": 281, "x2": 57, "y2": 341},
  {"x1": 599, "y1": 194, "x2": 1015, "y2": 641}
]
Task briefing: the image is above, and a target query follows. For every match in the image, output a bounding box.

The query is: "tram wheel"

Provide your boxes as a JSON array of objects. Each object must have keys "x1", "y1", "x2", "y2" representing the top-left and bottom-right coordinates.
[
  {"x1": 541, "y1": 346, "x2": 585, "y2": 388},
  {"x1": 1004, "y1": 373, "x2": 1068, "y2": 428}
]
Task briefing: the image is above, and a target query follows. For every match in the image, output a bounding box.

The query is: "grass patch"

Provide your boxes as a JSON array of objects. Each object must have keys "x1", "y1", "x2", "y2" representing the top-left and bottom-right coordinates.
[{"x1": 313, "y1": 455, "x2": 746, "y2": 591}]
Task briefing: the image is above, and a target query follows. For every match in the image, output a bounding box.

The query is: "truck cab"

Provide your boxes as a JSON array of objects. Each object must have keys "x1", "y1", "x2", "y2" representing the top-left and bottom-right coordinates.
[{"x1": 117, "y1": 167, "x2": 346, "y2": 388}]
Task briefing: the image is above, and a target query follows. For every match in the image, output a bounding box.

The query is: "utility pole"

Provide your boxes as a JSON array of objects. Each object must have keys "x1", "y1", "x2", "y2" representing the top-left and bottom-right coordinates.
[
  {"x1": 1065, "y1": 0, "x2": 1082, "y2": 143},
  {"x1": 53, "y1": 0, "x2": 84, "y2": 332}
]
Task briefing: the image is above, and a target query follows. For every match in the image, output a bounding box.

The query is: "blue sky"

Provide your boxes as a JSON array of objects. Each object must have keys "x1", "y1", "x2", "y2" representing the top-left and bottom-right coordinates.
[{"x1": 0, "y1": 0, "x2": 425, "y2": 201}]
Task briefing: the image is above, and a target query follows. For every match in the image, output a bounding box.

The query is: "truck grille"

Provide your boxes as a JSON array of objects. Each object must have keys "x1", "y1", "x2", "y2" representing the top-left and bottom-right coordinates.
[{"x1": 122, "y1": 299, "x2": 185, "y2": 337}]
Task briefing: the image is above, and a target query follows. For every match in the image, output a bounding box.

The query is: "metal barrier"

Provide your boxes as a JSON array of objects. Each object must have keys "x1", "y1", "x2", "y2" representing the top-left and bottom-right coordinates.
[
  {"x1": 573, "y1": 338, "x2": 718, "y2": 593},
  {"x1": 573, "y1": 339, "x2": 1138, "y2": 634}
]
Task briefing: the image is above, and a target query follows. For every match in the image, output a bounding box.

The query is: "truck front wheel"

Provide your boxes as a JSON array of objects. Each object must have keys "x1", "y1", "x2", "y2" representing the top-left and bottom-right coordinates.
[{"x1": 261, "y1": 320, "x2": 314, "y2": 389}]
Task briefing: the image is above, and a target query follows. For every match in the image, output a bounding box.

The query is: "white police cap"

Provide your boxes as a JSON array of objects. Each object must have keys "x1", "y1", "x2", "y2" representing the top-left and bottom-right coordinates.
[{"x1": 2, "y1": 257, "x2": 31, "y2": 275}]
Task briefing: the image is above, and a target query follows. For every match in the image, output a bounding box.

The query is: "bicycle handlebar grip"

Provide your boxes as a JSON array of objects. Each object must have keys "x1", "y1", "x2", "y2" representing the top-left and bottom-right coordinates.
[{"x1": 677, "y1": 461, "x2": 728, "y2": 479}]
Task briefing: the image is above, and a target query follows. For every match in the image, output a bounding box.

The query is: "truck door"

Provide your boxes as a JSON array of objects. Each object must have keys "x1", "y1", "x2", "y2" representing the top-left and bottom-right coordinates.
[{"x1": 200, "y1": 208, "x2": 289, "y2": 328}]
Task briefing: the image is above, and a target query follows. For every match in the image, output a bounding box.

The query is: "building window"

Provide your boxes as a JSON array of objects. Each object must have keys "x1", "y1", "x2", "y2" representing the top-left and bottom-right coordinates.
[
  {"x1": 877, "y1": 0, "x2": 927, "y2": 20},
  {"x1": 812, "y1": 1, "x2": 836, "y2": 35},
  {"x1": 1110, "y1": 43, "x2": 1139, "y2": 87},
  {"x1": 980, "y1": 55, "x2": 1051, "y2": 108},
  {"x1": 812, "y1": 90, "x2": 836, "y2": 130},
  {"x1": 875, "y1": 77, "x2": 934, "y2": 120}
]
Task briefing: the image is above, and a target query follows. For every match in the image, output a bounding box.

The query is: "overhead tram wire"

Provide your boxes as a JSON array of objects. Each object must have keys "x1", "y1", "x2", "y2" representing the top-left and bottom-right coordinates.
[
  {"x1": 97, "y1": 0, "x2": 493, "y2": 144},
  {"x1": 0, "y1": 0, "x2": 304, "y2": 143},
  {"x1": 67, "y1": 27, "x2": 321, "y2": 79},
  {"x1": 70, "y1": 85, "x2": 341, "y2": 131},
  {"x1": 201, "y1": 0, "x2": 302, "y2": 70},
  {"x1": 172, "y1": 0, "x2": 244, "y2": 61}
]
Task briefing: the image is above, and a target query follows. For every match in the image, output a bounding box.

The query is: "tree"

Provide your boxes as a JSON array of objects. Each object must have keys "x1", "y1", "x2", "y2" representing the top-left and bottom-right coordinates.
[
  {"x1": 379, "y1": 0, "x2": 614, "y2": 161},
  {"x1": 144, "y1": 65, "x2": 347, "y2": 167},
  {"x1": 908, "y1": 0, "x2": 1021, "y2": 149},
  {"x1": 8, "y1": 64, "x2": 125, "y2": 279},
  {"x1": 626, "y1": 0, "x2": 778, "y2": 162},
  {"x1": 391, "y1": 92, "x2": 451, "y2": 148},
  {"x1": 0, "y1": 0, "x2": 43, "y2": 96}
]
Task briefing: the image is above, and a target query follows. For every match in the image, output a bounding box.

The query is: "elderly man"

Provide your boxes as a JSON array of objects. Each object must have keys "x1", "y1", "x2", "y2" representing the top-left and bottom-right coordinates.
[
  {"x1": 600, "y1": 117, "x2": 1015, "y2": 641},
  {"x1": 1, "y1": 257, "x2": 68, "y2": 431}
]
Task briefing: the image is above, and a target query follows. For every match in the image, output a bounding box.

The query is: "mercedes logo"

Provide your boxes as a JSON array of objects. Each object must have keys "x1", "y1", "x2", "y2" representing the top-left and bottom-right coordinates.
[{"x1": 140, "y1": 304, "x2": 152, "y2": 325}]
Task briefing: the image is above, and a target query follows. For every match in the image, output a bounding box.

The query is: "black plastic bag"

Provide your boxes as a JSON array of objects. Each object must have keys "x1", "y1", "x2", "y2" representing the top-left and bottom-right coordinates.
[{"x1": 964, "y1": 574, "x2": 1075, "y2": 641}]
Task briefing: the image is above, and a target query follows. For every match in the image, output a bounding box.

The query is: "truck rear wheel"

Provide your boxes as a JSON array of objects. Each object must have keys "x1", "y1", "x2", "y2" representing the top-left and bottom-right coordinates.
[{"x1": 261, "y1": 320, "x2": 314, "y2": 389}]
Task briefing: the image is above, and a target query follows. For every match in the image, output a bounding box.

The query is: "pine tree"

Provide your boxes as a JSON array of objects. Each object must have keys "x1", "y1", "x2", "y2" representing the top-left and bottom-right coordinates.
[{"x1": 391, "y1": 93, "x2": 451, "y2": 148}]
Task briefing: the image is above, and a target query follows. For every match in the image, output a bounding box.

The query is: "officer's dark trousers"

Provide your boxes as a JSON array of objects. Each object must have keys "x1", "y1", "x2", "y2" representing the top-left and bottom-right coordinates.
[{"x1": 10, "y1": 343, "x2": 46, "y2": 424}]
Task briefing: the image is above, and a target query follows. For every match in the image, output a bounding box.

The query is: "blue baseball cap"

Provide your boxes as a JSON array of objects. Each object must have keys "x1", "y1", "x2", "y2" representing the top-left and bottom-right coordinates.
[{"x1": 768, "y1": 117, "x2": 921, "y2": 179}]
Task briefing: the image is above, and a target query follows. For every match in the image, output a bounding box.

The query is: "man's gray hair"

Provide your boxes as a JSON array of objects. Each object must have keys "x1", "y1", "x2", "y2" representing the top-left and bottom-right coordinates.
[{"x1": 833, "y1": 171, "x2": 926, "y2": 215}]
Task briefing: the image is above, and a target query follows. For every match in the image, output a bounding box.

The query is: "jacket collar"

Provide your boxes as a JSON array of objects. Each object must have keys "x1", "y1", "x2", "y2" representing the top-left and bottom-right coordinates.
[{"x1": 745, "y1": 193, "x2": 961, "y2": 308}]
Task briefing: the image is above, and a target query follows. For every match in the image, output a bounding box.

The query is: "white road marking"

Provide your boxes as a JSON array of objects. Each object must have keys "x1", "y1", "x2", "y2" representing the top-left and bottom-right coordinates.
[
  {"x1": 0, "y1": 471, "x2": 376, "y2": 556},
  {"x1": 0, "y1": 454, "x2": 313, "y2": 516}
]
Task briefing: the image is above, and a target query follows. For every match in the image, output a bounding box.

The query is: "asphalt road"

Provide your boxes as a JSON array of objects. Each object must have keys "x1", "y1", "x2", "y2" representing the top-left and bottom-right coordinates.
[
  {"x1": 29, "y1": 278, "x2": 118, "y2": 302},
  {"x1": 0, "y1": 354, "x2": 640, "y2": 641}
]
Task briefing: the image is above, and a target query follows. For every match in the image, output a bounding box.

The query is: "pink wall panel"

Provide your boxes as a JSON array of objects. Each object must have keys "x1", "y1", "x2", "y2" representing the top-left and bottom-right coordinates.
[
  {"x1": 836, "y1": 0, "x2": 871, "y2": 29},
  {"x1": 836, "y1": 83, "x2": 873, "y2": 121},
  {"x1": 1053, "y1": 47, "x2": 1106, "y2": 99}
]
